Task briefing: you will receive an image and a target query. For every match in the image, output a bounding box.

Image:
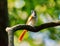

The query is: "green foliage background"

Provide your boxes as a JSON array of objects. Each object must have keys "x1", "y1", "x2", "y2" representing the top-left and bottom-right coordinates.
[{"x1": 8, "y1": 0, "x2": 60, "y2": 46}]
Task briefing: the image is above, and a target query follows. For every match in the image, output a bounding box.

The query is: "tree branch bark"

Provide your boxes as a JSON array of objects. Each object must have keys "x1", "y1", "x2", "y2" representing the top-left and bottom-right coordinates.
[
  {"x1": 6, "y1": 21, "x2": 60, "y2": 46},
  {"x1": 36, "y1": 21, "x2": 60, "y2": 31}
]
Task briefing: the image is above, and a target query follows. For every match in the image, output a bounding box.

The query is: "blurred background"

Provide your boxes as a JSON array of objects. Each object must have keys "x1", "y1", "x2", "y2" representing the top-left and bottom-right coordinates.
[{"x1": 8, "y1": 0, "x2": 60, "y2": 46}]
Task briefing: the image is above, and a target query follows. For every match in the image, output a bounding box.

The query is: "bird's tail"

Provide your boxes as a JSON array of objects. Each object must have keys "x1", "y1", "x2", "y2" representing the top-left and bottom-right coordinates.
[{"x1": 18, "y1": 30, "x2": 27, "y2": 41}]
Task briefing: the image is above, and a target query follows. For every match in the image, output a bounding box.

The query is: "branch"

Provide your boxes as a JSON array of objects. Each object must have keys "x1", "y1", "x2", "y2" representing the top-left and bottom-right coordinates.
[
  {"x1": 6, "y1": 24, "x2": 36, "y2": 32},
  {"x1": 6, "y1": 21, "x2": 60, "y2": 46},
  {"x1": 6, "y1": 21, "x2": 60, "y2": 33},
  {"x1": 6, "y1": 24, "x2": 36, "y2": 46},
  {"x1": 35, "y1": 21, "x2": 60, "y2": 31}
]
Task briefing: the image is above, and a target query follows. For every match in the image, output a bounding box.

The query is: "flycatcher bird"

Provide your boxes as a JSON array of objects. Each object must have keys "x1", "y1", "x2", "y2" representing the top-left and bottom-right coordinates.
[{"x1": 19, "y1": 10, "x2": 37, "y2": 41}]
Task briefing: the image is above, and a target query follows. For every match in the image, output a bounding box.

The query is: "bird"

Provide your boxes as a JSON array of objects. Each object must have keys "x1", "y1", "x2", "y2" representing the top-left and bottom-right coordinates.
[{"x1": 18, "y1": 10, "x2": 37, "y2": 41}]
